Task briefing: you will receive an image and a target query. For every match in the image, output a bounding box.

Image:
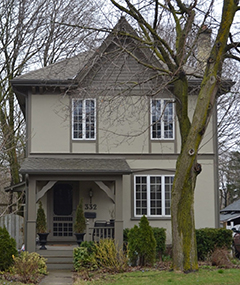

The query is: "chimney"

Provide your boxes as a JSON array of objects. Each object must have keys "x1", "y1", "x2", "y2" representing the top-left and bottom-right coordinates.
[{"x1": 197, "y1": 25, "x2": 212, "y2": 72}]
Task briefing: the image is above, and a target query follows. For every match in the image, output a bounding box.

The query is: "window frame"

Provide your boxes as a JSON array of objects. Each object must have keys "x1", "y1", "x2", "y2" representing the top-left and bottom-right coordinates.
[
  {"x1": 150, "y1": 99, "x2": 175, "y2": 140},
  {"x1": 72, "y1": 98, "x2": 96, "y2": 140},
  {"x1": 134, "y1": 174, "x2": 174, "y2": 218}
]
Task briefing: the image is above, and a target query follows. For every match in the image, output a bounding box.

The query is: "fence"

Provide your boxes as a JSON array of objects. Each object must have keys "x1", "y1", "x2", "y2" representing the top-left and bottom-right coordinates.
[{"x1": 0, "y1": 214, "x2": 24, "y2": 250}]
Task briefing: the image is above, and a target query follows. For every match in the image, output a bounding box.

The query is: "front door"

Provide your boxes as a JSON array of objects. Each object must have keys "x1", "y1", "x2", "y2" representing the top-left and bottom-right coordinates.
[{"x1": 48, "y1": 182, "x2": 77, "y2": 242}]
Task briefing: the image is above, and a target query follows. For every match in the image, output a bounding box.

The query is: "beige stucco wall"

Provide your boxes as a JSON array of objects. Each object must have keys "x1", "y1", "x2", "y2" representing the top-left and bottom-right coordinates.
[
  {"x1": 29, "y1": 91, "x2": 214, "y2": 155},
  {"x1": 122, "y1": 157, "x2": 216, "y2": 245},
  {"x1": 194, "y1": 159, "x2": 216, "y2": 229},
  {"x1": 29, "y1": 90, "x2": 217, "y2": 245},
  {"x1": 31, "y1": 94, "x2": 70, "y2": 153},
  {"x1": 98, "y1": 95, "x2": 149, "y2": 153},
  {"x1": 72, "y1": 142, "x2": 96, "y2": 153},
  {"x1": 186, "y1": 96, "x2": 214, "y2": 154}
]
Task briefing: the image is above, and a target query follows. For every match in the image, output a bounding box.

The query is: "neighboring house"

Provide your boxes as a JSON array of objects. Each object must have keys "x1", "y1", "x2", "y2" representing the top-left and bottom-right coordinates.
[
  {"x1": 220, "y1": 199, "x2": 240, "y2": 230},
  {"x1": 11, "y1": 17, "x2": 230, "y2": 253}
]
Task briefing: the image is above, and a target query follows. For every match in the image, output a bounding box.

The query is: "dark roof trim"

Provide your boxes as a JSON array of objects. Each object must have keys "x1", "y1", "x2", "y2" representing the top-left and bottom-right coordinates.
[
  {"x1": 11, "y1": 79, "x2": 78, "y2": 88},
  {"x1": 4, "y1": 181, "x2": 26, "y2": 193}
]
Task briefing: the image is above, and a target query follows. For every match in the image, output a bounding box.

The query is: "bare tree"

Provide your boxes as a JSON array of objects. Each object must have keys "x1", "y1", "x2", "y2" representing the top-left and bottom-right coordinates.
[
  {"x1": 0, "y1": 0, "x2": 99, "y2": 213},
  {"x1": 89, "y1": 0, "x2": 240, "y2": 272}
]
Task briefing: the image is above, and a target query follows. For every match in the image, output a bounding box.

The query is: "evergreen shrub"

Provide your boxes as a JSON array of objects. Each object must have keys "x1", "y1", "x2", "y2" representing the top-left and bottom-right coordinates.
[
  {"x1": 196, "y1": 228, "x2": 232, "y2": 260},
  {"x1": 128, "y1": 216, "x2": 156, "y2": 266},
  {"x1": 73, "y1": 243, "x2": 97, "y2": 271},
  {"x1": 123, "y1": 228, "x2": 130, "y2": 243},
  {"x1": 74, "y1": 198, "x2": 86, "y2": 233},
  {"x1": 36, "y1": 201, "x2": 47, "y2": 233},
  {"x1": 0, "y1": 226, "x2": 18, "y2": 271},
  {"x1": 152, "y1": 227, "x2": 166, "y2": 258}
]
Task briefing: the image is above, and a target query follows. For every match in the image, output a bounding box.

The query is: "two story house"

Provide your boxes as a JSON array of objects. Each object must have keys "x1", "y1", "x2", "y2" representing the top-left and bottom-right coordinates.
[{"x1": 11, "y1": 17, "x2": 224, "y2": 253}]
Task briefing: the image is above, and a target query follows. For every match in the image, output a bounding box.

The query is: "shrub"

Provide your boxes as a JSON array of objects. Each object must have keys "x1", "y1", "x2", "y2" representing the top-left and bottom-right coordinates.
[
  {"x1": 152, "y1": 227, "x2": 166, "y2": 258},
  {"x1": 196, "y1": 228, "x2": 232, "y2": 261},
  {"x1": 36, "y1": 201, "x2": 47, "y2": 233},
  {"x1": 123, "y1": 228, "x2": 130, "y2": 250},
  {"x1": 74, "y1": 239, "x2": 128, "y2": 273},
  {"x1": 74, "y1": 198, "x2": 86, "y2": 233},
  {"x1": 128, "y1": 216, "x2": 156, "y2": 266},
  {"x1": 94, "y1": 239, "x2": 128, "y2": 272},
  {"x1": 211, "y1": 248, "x2": 232, "y2": 268},
  {"x1": 123, "y1": 228, "x2": 130, "y2": 243},
  {"x1": 79, "y1": 241, "x2": 96, "y2": 254},
  {"x1": 73, "y1": 242, "x2": 97, "y2": 271},
  {"x1": 0, "y1": 226, "x2": 18, "y2": 271},
  {"x1": 127, "y1": 225, "x2": 139, "y2": 266},
  {"x1": 11, "y1": 251, "x2": 47, "y2": 283}
]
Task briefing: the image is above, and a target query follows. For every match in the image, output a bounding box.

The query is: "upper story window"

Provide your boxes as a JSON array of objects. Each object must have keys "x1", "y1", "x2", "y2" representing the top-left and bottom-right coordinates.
[
  {"x1": 72, "y1": 98, "x2": 96, "y2": 140},
  {"x1": 151, "y1": 99, "x2": 174, "y2": 140},
  {"x1": 134, "y1": 175, "x2": 173, "y2": 217}
]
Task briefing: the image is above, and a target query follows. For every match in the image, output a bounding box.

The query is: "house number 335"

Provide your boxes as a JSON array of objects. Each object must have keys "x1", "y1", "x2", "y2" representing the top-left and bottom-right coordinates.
[{"x1": 85, "y1": 204, "x2": 97, "y2": 210}]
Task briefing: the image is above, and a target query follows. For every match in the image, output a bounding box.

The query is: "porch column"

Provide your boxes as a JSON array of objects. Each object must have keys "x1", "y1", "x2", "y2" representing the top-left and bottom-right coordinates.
[
  {"x1": 115, "y1": 176, "x2": 123, "y2": 246},
  {"x1": 25, "y1": 177, "x2": 36, "y2": 252}
]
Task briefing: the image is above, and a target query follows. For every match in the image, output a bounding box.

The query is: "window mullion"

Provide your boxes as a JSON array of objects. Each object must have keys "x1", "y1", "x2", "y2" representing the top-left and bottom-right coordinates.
[
  {"x1": 147, "y1": 176, "x2": 151, "y2": 217},
  {"x1": 162, "y1": 176, "x2": 165, "y2": 216},
  {"x1": 161, "y1": 99, "x2": 164, "y2": 139},
  {"x1": 82, "y1": 100, "x2": 86, "y2": 139}
]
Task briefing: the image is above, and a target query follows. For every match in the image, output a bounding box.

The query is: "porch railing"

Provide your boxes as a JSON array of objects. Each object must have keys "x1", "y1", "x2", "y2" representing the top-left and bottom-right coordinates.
[{"x1": 88, "y1": 220, "x2": 115, "y2": 242}]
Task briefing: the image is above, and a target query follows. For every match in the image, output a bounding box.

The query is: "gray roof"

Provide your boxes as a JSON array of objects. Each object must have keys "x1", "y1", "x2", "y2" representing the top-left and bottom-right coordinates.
[
  {"x1": 220, "y1": 199, "x2": 240, "y2": 213},
  {"x1": 11, "y1": 17, "x2": 233, "y2": 92},
  {"x1": 13, "y1": 52, "x2": 93, "y2": 81},
  {"x1": 220, "y1": 212, "x2": 240, "y2": 223},
  {"x1": 20, "y1": 157, "x2": 131, "y2": 175}
]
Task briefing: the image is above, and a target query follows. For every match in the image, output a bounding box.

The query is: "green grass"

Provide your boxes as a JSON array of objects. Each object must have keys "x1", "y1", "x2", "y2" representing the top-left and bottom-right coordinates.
[{"x1": 74, "y1": 268, "x2": 240, "y2": 285}]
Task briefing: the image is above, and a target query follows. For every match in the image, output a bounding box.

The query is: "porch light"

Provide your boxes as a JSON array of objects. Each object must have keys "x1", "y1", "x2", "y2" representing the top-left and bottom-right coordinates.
[{"x1": 89, "y1": 189, "x2": 93, "y2": 198}]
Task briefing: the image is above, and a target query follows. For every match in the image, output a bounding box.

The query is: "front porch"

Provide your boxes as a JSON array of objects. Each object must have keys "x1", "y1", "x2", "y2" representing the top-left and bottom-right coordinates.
[{"x1": 21, "y1": 157, "x2": 131, "y2": 254}]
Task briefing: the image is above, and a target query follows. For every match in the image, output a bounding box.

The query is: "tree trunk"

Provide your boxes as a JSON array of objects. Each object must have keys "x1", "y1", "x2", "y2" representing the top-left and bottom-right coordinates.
[
  {"x1": 171, "y1": 1, "x2": 237, "y2": 271},
  {"x1": 171, "y1": 152, "x2": 198, "y2": 272}
]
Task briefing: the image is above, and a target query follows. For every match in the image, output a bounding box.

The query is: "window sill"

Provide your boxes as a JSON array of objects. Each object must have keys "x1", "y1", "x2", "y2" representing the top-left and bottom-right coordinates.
[{"x1": 131, "y1": 216, "x2": 171, "y2": 221}]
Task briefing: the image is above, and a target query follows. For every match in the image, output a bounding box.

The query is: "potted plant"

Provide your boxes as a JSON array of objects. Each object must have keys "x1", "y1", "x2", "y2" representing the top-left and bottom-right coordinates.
[
  {"x1": 74, "y1": 198, "x2": 86, "y2": 246},
  {"x1": 36, "y1": 201, "x2": 49, "y2": 250}
]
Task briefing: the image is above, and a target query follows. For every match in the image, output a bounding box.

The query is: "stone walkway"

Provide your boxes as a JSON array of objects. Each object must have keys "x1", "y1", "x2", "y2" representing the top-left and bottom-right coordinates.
[{"x1": 39, "y1": 270, "x2": 73, "y2": 285}]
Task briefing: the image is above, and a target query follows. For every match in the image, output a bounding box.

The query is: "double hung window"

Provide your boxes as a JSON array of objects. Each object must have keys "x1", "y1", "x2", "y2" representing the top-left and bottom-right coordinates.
[
  {"x1": 151, "y1": 99, "x2": 174, "y2": 139},
  {"x1": 134, "y1": 175, "x2": 173, "y2": 217},
  {"x1": 72, "y1": 99, "x2": 96, "y2": 140}
]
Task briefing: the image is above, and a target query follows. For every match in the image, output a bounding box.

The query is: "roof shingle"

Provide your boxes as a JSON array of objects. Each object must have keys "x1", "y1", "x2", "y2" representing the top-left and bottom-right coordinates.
[{"x1": 20, "y1": 157, "x2": 131, "y2": 175}]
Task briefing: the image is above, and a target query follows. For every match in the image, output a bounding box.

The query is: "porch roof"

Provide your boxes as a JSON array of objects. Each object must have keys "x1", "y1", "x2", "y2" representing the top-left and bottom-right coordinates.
[{"x1": 20, "y1": 157, "x2": 132, "y2": 175}]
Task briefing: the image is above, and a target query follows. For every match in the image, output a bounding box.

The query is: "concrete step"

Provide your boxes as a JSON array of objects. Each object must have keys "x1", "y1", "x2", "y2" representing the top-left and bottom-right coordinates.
[
  {"x1": 46, "y1": 261, "x2": 74, "y2": 270},
  {"x1": 37, "y1": 245, "x2": 76, "y2": 270},
  {"x1": 43, "y1": 255, "x2": 74, "y2": 270}
]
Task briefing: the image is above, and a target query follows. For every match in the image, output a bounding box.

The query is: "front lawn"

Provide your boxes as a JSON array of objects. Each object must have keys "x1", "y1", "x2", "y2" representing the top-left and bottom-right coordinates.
[{"x1": 73, "y1": 268, "x2": 240, "y2": 285}]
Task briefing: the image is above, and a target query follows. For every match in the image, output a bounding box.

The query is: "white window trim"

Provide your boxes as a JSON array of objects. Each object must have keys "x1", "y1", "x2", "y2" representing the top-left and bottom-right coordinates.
[
  {"x1": 72, "y1": 98, "x2": 96, "y2": 140},
  {"x1": 134, "y1": 175, "x2": 173, "y2": 218},
  {"x1": 150, "y1": 99, "x2": 175, "y2": 140}
]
